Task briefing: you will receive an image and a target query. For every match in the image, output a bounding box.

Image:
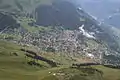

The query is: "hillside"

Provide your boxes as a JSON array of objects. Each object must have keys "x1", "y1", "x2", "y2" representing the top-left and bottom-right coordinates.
[
  {"x1": 104, "y1": 14, "x2": 120, "y2": 28},
  {"x1": 0, "y1": 0, "x2": 119, "y2": 52},
  {"x1": 0, "y1": 0, "x2": 53, "y2": 13},
  {"x1": 0, "y1": 41, "x2": 120, "y2": 80},
  {"x1": 0, "y1": 0, "x2": 120, "y2": 64},
  {"x1": 78, "y1": 0, "x2": 120, "y2": 29},
  {"x1": 0, "y1": 40, "x2": 102, "y2": 80},
  {"x1": 0, "y1": 0, "x2": 120, "y2": 80}
]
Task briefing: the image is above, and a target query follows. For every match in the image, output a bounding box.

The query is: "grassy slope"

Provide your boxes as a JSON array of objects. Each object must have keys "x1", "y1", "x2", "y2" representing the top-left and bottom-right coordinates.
[
  {"x1": 0, "y1": 40, "x2": 59, "y2": 80},
  {"x1": 0, "y1": 40, "x2": 120, "y2": 80},
  {"x1": 0, "y1": 41, "x2": 36, "y2": 80},
  {"x1": 94, "y1": 66, "x2": 120, "y2": 80},
  {"x1": 19, "y1": 17, "x2": 53, "y2": 33}
]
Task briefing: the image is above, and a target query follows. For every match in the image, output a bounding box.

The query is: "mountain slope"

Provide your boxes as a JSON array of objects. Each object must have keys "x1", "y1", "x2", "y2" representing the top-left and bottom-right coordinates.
[
  {"x1": 0, "y1": 0, "x2": 120, "y2": 62},
  {"x1": 0, "y1": 0, "x2": 53, "y2": 14},
  {"x1": 0, "y1": 0, "x2": 120, "y2": 80},
  {"x1": 0, "y1": 0, "x2": 120, "y2": 69},
  {"x1": 35, "y1": 0, "x2": 120, "y2": 56},
  {"x1": 104, "y1": 14, "x2": 120, "y2": 28},
  {"x1": 78, "y1": 0, "x2": 120, "y2": 29}
]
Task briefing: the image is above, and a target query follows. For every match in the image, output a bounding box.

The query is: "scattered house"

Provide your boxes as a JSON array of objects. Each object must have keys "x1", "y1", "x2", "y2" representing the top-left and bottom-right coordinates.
[
  {"x1": 86, "y1": 53, "x2": 95, "y2": 59},
  {"x1": 53, "y1": 73, "x2": 56, "y2": 76}
]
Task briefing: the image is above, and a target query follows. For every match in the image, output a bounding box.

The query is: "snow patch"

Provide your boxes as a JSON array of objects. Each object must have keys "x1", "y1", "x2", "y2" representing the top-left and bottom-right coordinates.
[
  {"x1": 87, "y1": 12, "x2": 97, "y2": 20},
  {"x1": 78, "y1": 7, "x2": 82, "y2": 10},
  {"x1": 79, "y1": 25, "x2": 96, "y2": 39},
  {"x1": 91, "y1": 15, "x2": 97, "y2": 20}
]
